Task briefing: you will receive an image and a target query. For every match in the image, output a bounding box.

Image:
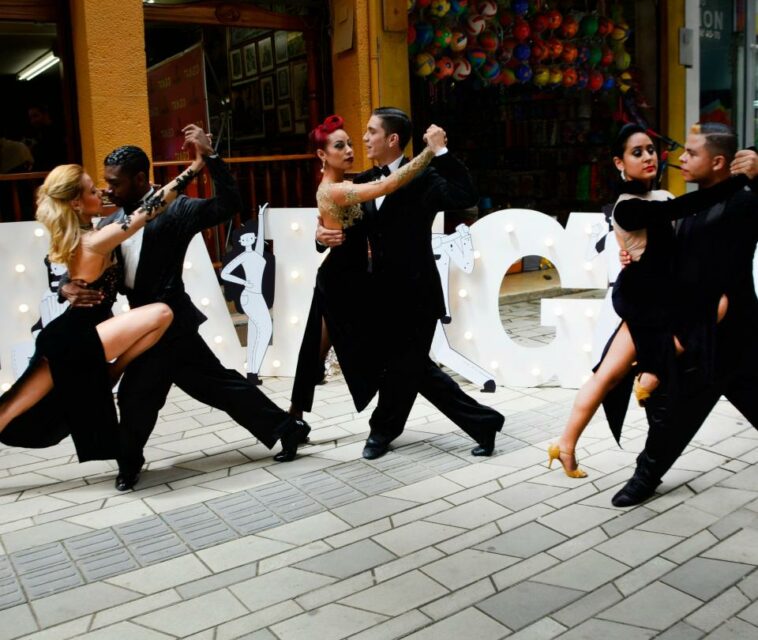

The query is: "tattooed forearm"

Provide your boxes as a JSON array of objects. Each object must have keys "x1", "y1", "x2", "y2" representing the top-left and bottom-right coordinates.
[{"x1": 172, "y1": 167, "x2": 198, "y2": 194}]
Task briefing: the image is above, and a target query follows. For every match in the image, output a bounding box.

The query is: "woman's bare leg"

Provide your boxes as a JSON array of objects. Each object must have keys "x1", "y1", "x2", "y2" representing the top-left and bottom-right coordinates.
[
  {"x1": 556, "y1": 322, "x2": 637, "y2": 470},
  {"x1": 97, "y1": 303, "x2": 173, "y2": 381},
  {"x1": 0, "y1": 360, "x2": 53, "y2": 432}
]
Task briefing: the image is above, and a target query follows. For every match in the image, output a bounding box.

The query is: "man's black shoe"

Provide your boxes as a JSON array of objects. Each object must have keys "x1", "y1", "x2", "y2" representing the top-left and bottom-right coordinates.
[
  {"x1": 115, "y1": 468, "x2": 140, "y2": 492},
  {"x1": 362, "y1": 436, "x2": 389, "y2": 460},
  {"x1": 612, "y1": 475, "x2": 658, "y2": 507},
  {"x1": 481, "y1": 379, "x2": 496, "y2": 393},
  {"x1": 274, "y1": 420, "x2": 310, "y2": 462},
  {"x1": 471, "y1": 430, "x2": 495, "y2": 457}
]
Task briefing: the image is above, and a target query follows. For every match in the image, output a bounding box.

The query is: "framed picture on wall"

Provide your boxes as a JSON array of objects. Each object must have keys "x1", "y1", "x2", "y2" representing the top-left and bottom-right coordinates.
[
  {"x1": 230, "y1": 48, "x2": 243, "y2": 81},
  {"x1": 243, "y1": 42, "x2": 257, "y2": 77},
  {"x1": 287, "y1": 32, "x2": 306, "y2": 58},
  {"x1": 274, "y1": 30, "x2": 289, "y2": 64},
  {"x1": 261, "y1": 76, "x2": 275, "y2": 110},
  {"x1": 291, "y1": 61, "x2": 308, "y2": 121},
  {"x1": 276, "y1": 66, "x2": 290, "y2": 100},
  {"x1": 277, "y1": 104, "x2": 293, "y2": 132},
  {"x1": 232, "y1": 80, "x2": 265, "y2": 140},
  {"x1": 258, "y1": 37, "x2": 274, "y2": 72}
]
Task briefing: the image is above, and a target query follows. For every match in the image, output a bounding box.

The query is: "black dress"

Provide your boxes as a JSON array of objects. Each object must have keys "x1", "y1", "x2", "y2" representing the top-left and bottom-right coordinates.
[
  {"x1": 0, "y1": 263, "x2": 122, "y2": 461},
  {"x1": 291, "y1": 221, "x2": 380, "y2": 413}
]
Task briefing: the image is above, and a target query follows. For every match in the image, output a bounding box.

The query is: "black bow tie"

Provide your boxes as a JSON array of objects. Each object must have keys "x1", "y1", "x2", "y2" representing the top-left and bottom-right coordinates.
[{"x1": 379, "y1": 165, "x2": 392, "y2": 177}]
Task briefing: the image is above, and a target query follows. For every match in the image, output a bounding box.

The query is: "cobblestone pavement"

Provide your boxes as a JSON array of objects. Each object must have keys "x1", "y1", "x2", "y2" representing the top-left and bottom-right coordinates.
[{"x1": 1, "y1": 299, "x2": 757, "y2": 639}]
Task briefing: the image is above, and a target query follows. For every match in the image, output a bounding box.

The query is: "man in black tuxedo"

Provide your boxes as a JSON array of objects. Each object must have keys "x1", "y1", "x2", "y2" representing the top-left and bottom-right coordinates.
[
  {"x1": 320, "y1": 108, "x2": 504, "y2": 460},
  {"x1": 63, "y1": 125, "x2": 308, "y2": 491},
  {"x1": 612, "y1": 124, "x2": 758, "y2": 507}
]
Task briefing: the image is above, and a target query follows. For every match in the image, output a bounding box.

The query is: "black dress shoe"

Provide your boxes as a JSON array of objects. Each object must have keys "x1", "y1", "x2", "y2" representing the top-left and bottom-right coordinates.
[
  {"x1": 115, "y1": 468, "x2": 140, "y2": 492},
  {"x1": 362, "y1": 437, "x2": 389, "y2": 460},
  {"x1": 481, "y1": 379, "x2": 496, "y2": 393},
  {"x1": 274, "y1": 420, "x2": 310, "y2": 462},
  {"x1": 612, "y1": 476, "x2": 658, "y2": 507}
]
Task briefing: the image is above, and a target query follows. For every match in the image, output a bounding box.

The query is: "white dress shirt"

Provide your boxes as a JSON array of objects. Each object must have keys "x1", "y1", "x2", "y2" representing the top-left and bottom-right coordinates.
[{"x1": 120, "y1": 187, "x2": 154, "y2": 289}]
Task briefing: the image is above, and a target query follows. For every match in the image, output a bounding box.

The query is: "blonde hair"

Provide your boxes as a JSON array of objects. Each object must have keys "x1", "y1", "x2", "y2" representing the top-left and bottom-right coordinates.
[{"x1": 35, "y1": 164, "x2": 86, "y2": 266}]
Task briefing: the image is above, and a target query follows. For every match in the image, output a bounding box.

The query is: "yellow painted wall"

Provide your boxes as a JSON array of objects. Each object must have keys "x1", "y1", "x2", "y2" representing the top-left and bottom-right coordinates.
[
  {"x1": 663, "y1": 2, "x2": 687, "y2": 195},
  {"x1": 330, "y1": 0, "x2": 412, "y2": 169},
  {"x1": 70, "y1": 0, "x2": 151, "y2": 183}
]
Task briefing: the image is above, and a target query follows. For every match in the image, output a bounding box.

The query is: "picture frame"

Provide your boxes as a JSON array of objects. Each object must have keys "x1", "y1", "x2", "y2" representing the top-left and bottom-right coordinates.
[
  {"x1": 243, "y1": 42, "x2": 257, "y2": 77},
  {"x1": 277, "y1": 103, "x2": 293, "y2": 132},
  {"x1": 276, "y1": 66, "x2": 290, "y2": 100},
  {"x1": 274, "y1": 30, "x2": 289, "y2": 64},
  {"x1": 287, "y1": 32, "x2": 306, "y2": 59},
  {"x1": 291, "y1": 61, "x2": 308, "y2": 121},
  {"x1": 229, "y1": 48, "x2": 243, "y2": 82},
  {"x1": 232, "y1": 80, "x2": 265, "y2": 140},
  {"x1": 261, "y1": 76, "x2": 275, "y2": 110},
  {"x1": 258, "y1": 37, "x2": 274, "y2": 72}
]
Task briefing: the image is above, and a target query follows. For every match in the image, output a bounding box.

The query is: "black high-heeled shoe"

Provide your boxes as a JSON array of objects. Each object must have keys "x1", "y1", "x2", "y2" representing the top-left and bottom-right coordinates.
[{"x1": 274, "y1": 420, "x2": 311, "y2": 462}]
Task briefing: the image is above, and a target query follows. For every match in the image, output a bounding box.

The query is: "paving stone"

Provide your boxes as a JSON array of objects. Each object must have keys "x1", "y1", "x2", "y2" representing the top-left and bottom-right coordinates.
[
  {"x1": 703, "y1": 529, "x2": 758, "y2": 565},
  {"x1": 328, "y1": 461, "x2": 402, "y2": 495},
  {"x1": 685, "y1": 587, "x2": 751, "y2": 633},
  {"x1": 382, "y1": 477, "x2": 463, "y2": 503},
  {"x1": 230, "y1": 567, "x2": 335, "y2": 612},
  {"x1": 257, "y1": 512, "x2": 350, "y2": 545},
  {"x1": 0, "y1": 576, "x2": 25, "y2": 611},
  {"x1": 487, "y1": 482, "x2": 566, "y2": 511},
  {"x1": 17, "y1": 560, "x2": 84, "y2": 600},
  {"x1": 270, "y1": 603, "x2": 387, "y2": 640},
  {"x1": 686, "y1": 487, "x2": 758, "y2": 518},
  {"x1": 161, "y1": 503, "x2": 237, "y2": 550},
  {"x1": 10, "y1": 542, "x2": 70, "y2": 575},
  {"x1": 599, "y1": 581, "x2": 702, "y2": 630},
  {"x1": 289, "y1": 470, "x2": 366, "y2": 508},
  {"x1": 127, "y1": 532, "x2": 189, "y2": 566},
  {"x1": 249, "y1": 481, "x2": 325, "y2": 522},
  {"x1": 638, "y1": 505, "x2": 721, "y2": 538},
  {"x1": 706, "y1": 618, "x2": 758, "y2": 639},
  {"x1": 372, "y1": 520, "x2": 464, "y2": 556},
  {"x1": 552, "y1": 583, "x2": 624, "y2": 628},
  {"x1": 294, "y1": 539, "x2": 396, "y2": 579},
  {"x1": 425, "y1": 497, "x2": 511, "y2": 529},
  {"x1": 708, "y1": 509, "x2": 758, "y2": 541},
  {"x1": 113, "y1": 516, "x2": 173, "y2": 546},
  {"x1": 349, "y1": 610, "x2": 431, "y2": 640},
  {"x1": 478, "y1": 580, "x2": 584, "y2": 630},
  {"x1": 534, "y1": 550, "x2": 628, "y2": 592},
  {"x1": 614, "y1": 557, "x2": 678, "y2": 597},
  {"x1": 331, "y1": 495, "x2": 416, "y2": 527},
  {"x1": 595, "y1": 529, "x2": 682, "y2": 567},
  {"x1": 654, "y1": 622, "x2": 705, "y2": 640},
  {"x1": 557, "y1": 618, "x2": 656, "y2": 639},
  {"x1": 538, "y1": 505, "x2": 617, "y2": 537},
  {"x1": 600, "y1": 507, "x2": 658, "y2": 538},
  {"x1": 196, "y1": 536, "x2": 292, "y2": 573},
  {"x1": 206, "y1": 492, "x2": 284, "y2": 534},
  {"x1": 421, "y1": 549, "x2": 519, "y2": 591},
  {"x1": 404, "y1": 607, "x2": 510, "y2": 640},
  {"x1": 0, "y1": 604, "x2": 37, "y2": 639},
  {"x1": 476, "y1": 522, "x2": 567, "y2": 558},
  {"x1": 661, "y1": 558, "x2": 753, "y2": 601},
  {"x1": 31, "y1": 582, "x2": 139, "y2": 628},
  {"x1": 340, "y1": 570, "x2": 448, "y2": 616},
  {"x1": 63, "y1": 529, "x2": 124, "y2": 561},
  {"x1": 662, "y1": 530, "x2": 720, "y2": 565},
  {"x1": 77, "y1": 547, "x2": 140, "y2": 582}
]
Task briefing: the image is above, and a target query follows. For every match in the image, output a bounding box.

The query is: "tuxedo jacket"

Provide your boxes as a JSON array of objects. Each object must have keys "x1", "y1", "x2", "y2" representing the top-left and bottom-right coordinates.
[
  {"x1": 99, "y1": 156, "x2": 242, "y2": 337},
  {"x1": 354, "y1": 153, "x2": 478, "y2": 340}
]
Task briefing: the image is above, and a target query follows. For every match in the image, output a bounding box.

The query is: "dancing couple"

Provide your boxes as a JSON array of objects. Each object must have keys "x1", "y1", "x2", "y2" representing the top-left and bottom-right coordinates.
[
  {"x1": 0, "y1": 124, "x2": 309, "y2": 491},
  {"x1": 549, "y1": 122, "x2": 758, "y2": 507},
  {"x1": 290, "y1": 107, "x2": 505, "y2": 460}
]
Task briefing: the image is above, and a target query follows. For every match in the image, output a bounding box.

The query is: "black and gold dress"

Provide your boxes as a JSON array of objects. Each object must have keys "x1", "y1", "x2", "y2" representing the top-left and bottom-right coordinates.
[{"x1": 0, "y1": 262, "x2": 122, "y2": 461}]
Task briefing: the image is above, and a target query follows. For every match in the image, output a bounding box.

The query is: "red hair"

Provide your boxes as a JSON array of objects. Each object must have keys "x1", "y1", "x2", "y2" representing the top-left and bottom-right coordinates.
[{"x1": 309, "y1": 114, "x2": 345, "y2": 151}]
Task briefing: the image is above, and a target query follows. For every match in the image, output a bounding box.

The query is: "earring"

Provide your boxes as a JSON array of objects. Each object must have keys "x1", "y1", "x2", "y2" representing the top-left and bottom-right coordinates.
[
  {"x1": 620, "y1": 169, "x2": 627, "y2": 181},
  {"x1": 320, "y1": 159, "x2": 325, "y2": 174}
]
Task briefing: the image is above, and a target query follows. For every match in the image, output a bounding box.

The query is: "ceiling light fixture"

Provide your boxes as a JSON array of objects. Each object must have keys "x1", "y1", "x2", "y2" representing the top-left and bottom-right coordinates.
[{"x1": 17, "y1": 51, "x2": 59, "y2": 81}]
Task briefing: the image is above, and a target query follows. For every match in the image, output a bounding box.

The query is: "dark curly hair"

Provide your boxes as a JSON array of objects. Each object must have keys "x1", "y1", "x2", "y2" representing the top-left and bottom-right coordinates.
[
  {"x1": 104, "y1": 145, "x2": 150, "y2": 177},
  {"x1": 309, "y1": 115, "x2": 345, "y2": 151}
]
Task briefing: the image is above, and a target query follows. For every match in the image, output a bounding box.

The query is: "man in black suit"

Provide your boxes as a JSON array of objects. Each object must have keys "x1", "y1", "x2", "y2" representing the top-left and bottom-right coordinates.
[
  {"x1": 320, "y1": 108, "x2": 504, "y2": 460},
  {"x1": 63, "y1": 125, "x2": 308, "y2": 491},
  {"x1": 612, "y1": 124, "x2": 758, "y2": 507}
]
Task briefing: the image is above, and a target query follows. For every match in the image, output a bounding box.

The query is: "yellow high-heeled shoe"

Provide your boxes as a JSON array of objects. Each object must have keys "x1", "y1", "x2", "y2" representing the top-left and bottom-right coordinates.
[
  {"x1": 547, "y1": 443, "x2": 588, "y2": 478},
  {"x1": 633, "y1": 374, "x2": 652, "y2": 407}
]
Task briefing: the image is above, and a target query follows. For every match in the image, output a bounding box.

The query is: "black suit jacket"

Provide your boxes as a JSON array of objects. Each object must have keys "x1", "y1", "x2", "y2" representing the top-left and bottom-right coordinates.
[
  {"x1": 356, "y1": 153, "x2": 478, "y2": 340},
  {"x1": 100, "y1": 156, "x2": 242, "y2": 337}
]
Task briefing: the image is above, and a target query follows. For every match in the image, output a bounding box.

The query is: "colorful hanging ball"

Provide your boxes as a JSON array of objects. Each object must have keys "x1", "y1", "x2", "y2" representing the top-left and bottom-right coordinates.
[
  {"x1": 434, "y1": 56, "x2": 455, "y2": 79},
  {"x1": 588, "y1": 69, "x2": 604, "y2": 91},
  {"x1": 500, "y1": 67, "x2": 517, "y2": 86},
  {"x1": 429, "y1": 0, "x2": 451, "y2": 17},
  {"x1": 450, "y1": 29, "x2": 468, "y2": 52},
  {"x1": 533, "y1": 65, "x2": 550, "y2": 87},
  {"x1": 597, "y1": 16, "x2": 615, "y2": 37},
  {"x1": 515, "y1": 64, "x2": 533, "y2": 83},
  {"x1": 531, "y1": 14, "x2": 549, "y2": 34},
  {"x1": 466, "y1": 12, "x2": 487, "y2": 36},
  {"x1": 513, "y1": 18, "x2": 531, "y2": 42},
  {"x1": 479, "y1": 29, "x2": 499, "y2": 53},
  {"x1": 500, "y1": 37, "x2": 517, "y2": 57},
  {"x1": 466, "y1": 47, "x2": 487, "y2": 68},
  {"x1": 408, "y1": 24, "x2": 416, "y2": 45},
  {"x1": 561, "y1": 42, "x2": 578, "y2": 64},
  {"x1": 588, "y1": 45, "x2": 602, "y2": 67},
  {"x1": 611, "y1": 22, "x2": 630, "y2": 42},
  {"x1": 476, "y1": 0, "x2": 497, "y2": 18},
  {"x1": 512, "y1": 0, "x2": 529, "y2": 17},
  {"x1": 546, "y1": 37, "x2": 563, "y2": 59},
  {"x1": 614, "y1": 49, "x2": 631, "y2": 70},
  {"x1": 415, "y1": 22, "x2": 434, "y2": 48},
  {"x1": 546, "y1": 10, "x2": 563, "y2": 30},
  {"x1": 480, "y1": 57, "x2": 500, "y2": 79},
  {"x1": 580, "y1": 15, "x2": 599, "y2": 37},
  {"x1": 560, "y1": 15, "x2": 579, "y2": 39},
  {"x1": 414, "y1": 52, "x2": 436, "y2": 77},
  {"x1": 530, "y1": 39, "x2": 548, "y2": 63},
  {"x1": 449, "y1": 0, "x2": 469, "y2": 16},
  {"x1": 408, "y1": 0, "x2": 416, "y2": 12},
  {"x1": 548, "y1": 66, "x2": 563, "y2": 85},
  {"x1": 576, "y1": 69, "x2": 588, "y2": 89},
  {"x1": 434, "y1": 27, "x2": 453, "y2": 48},
  {"x1": 452, "y1": 56, "x2": 472, "y2": 80},
  {"x1": 499, "y1": 9, "x2": 515, "y2": 29},
  {"x1": 602, "y1": 74, "x2": 616, "y2": 90},
  {"x1": 600, "y1": 47, "x2": 614, "y2": 67},
  {"x1": 618, "y1": 70, "x2": 632, "y2": 93},
  {"x1": 514, "y1": 42, "x2": 531, "y2": 61},
  {"x1": 561, "y1": 67, "x2": 578, "y2": 87},
  {"x1": 417, "y1": 0, "x2": 432, "y2": 6},
  {"x1": 578, "y1": 45, "x2": 590, "y2": 64}
]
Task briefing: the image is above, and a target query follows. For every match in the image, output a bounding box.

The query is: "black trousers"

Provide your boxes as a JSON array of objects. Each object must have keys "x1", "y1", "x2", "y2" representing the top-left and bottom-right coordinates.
[
  {"x1": 368, "y1": 317, "x2": 504, "y2": 446},
  {"x1": 637, "y1": 338, "x2": 758, "y2": 482},
  {"x1": 117, "y1": 331, "x2": 292, "y2": 469}
]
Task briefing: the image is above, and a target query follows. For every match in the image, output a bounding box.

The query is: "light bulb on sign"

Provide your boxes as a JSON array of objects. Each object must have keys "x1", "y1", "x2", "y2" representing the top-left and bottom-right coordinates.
[
  {"x1": 473, "y1": 250, "x2": 481, "y2": 260},
  {"x1": 290, "y1": 222, "x2": 300, "y2": 231},
  {"x1": 490, "y1": 361, "x2": 499, "y2": 370},
  {"x1": 1, "y1": 383, "x2": 10, "y2": 392},
  {"x1": 18, "y1": 304, "x2": 29, "y2": 313},
  {"x1": 121, "y1": 303, "x2": 130, "y2": 313},
  {"x1": 544, "y1": 237, "x2": 554, "y2": 248},
  {"x1": 15, "y1": 264, "x2": 26, "y2": 273},
  {"x1": 213, "y1": 335, "x2": 223, "y2": 344},
  {"x1": 531, "y1": 367, "x2": 541, "y2": 377},
  {"x1": 200, "y1": 297, "x2": 210, "y2": 307},
  {"x1": 583, "y1": 261, "x2": 594, "y2": 271},
  {"x1": 582, "y1": 343, "x2": 592, "y2": 353},
  {"x1": 272, "y1": 359, "x2": 281, "y2": 368},
  {"x1": 464, "y1": 331, "x2": 473, "y2": 340},
  {"x1": 504, "y1": 224, "x2": 515, "y2": 233},
  {"x1": 290, "y1": 270, "x2": 300, "y2": 279},
  {"x1": 584, "y1": 308, "x2": 595, "y2": 318},
  {"x1": 290, "y1": 316, "x2": 299, "y2": 324},
  {"x1": 34, "y1": 228, "x2": 44, "y2": 237},
  {"x1": 458, "y1": 288, "x2": 468, "y2": 298},
  {"x1": 183, "y1": 261, "x2": 192, "y2": 270}
]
